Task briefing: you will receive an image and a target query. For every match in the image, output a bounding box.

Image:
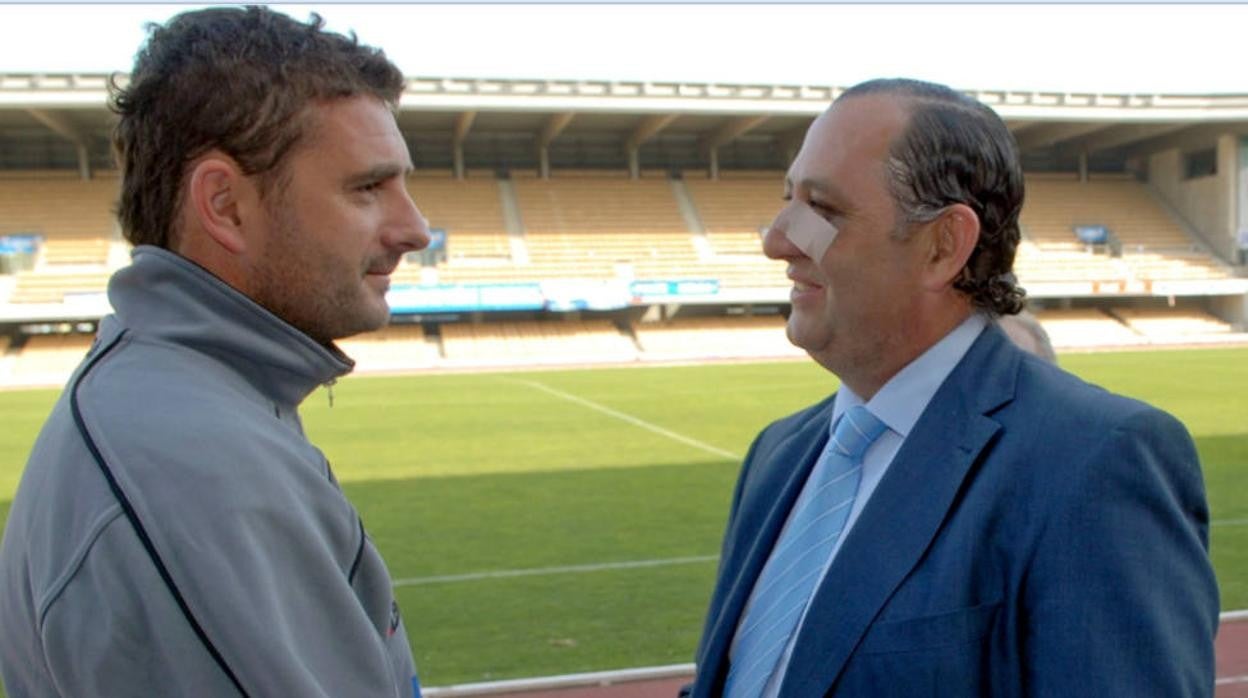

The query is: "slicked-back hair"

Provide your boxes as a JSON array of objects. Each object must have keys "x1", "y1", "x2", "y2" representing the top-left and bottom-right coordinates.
[
  {"x1": 840, "y1": 78, "x2": 1026, "y2": 315},
  {"x1": 110, "y1": 5, "x2": 406, "y2": 249}
]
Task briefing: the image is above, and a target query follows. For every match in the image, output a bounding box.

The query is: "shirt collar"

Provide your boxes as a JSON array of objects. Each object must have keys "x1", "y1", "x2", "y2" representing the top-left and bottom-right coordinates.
[{"x1": 832, "y1": 312, "x2": 988, "y2": 439}]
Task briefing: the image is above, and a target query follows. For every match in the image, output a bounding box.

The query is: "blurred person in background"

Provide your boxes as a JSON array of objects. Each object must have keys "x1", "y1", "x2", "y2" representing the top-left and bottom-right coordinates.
[{"x1": 997, "y1": 308, "x2": 1057, "y2": 364}]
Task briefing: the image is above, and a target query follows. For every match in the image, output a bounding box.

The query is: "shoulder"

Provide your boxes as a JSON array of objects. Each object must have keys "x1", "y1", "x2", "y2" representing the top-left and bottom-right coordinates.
[
  {"x1": 67, "y1": 332, "x2": 344, "y2": 534},
  {"x1": 1011, "y1": 356, "x2": 1185, "y2": 438},
  {"x1": 752, "y1": 393, "x2": 837, "y2": 457}
]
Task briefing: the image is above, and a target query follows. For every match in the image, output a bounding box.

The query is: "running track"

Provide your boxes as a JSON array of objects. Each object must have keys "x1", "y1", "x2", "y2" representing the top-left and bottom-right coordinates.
[{"x1": 426, "y1": 613, "x2": 1248, "y2": 697}]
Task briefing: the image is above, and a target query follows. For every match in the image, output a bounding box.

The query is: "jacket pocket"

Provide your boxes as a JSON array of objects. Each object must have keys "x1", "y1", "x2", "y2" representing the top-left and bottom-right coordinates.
[
  {"x1": 858, "y1": 600, "x2": 1001, "y2": 655},
  {"x1": 832, "y1": 602, "x2": 1005, "y2": 696}
]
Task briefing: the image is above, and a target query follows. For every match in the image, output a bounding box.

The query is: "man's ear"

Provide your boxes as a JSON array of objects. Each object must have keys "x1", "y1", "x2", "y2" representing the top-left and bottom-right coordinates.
[
  {"x1": 923, "y1": 203, "x2": 980, "y2": 291},
  {"x1": 185, "y1": 155, "x2": 251, "y2": 255}
]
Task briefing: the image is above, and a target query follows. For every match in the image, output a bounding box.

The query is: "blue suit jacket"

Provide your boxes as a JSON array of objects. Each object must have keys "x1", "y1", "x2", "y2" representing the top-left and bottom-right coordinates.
[{"x1": 689, "y1": 324, "x2": 1219, "y2": 697}]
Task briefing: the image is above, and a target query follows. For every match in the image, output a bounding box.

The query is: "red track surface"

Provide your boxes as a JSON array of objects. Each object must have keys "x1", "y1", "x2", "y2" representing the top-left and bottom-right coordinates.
[
  {"x1": 468, "y1": 615, "x2": 1248, "y2": 697},
  {"x1": 1218, "y1": 617, "x2": 1248, "y2": 698}
]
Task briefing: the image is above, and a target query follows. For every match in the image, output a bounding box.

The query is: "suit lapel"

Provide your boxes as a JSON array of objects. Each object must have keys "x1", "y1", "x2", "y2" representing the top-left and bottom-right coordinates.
[
  {"x1": 697, "y1": 401, "x2": 834, "y2": 697},
  {"x1": 779, "y1": 325, "x2": 1019, "y2": 696}
]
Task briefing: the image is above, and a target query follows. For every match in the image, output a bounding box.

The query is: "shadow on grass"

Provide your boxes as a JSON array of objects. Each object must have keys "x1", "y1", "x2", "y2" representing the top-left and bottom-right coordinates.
[
  {"x1": 341, "y1": 458, "x2": 740, "y2": 580},
  {"x1": 338, "y1": 459, "x2": 741, "y2": 686},
  {"x1": 1201, "y1": 433, "x2": 1248, "y2": 518}
]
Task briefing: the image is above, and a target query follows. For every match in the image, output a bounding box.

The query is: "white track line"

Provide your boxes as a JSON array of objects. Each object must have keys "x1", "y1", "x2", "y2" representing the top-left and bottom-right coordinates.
[
  {"x1": 424, "y1": 663, "x2": 695, "y2": 697},
  {"x1": 1216, "y1": 675, "x2": 1248, "y2": 686},
  {"x1": 509, "y1": 378, "x2": 741, "y2": 461},
  {"x1": 393, "y1": 554, "x2": 719, "y2": 587}
]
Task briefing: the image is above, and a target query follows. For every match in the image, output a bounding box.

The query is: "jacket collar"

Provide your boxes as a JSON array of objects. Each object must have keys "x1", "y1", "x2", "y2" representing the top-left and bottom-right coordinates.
[{"x1": 107, "y1": 245, "x2": 353, "y2": 408}]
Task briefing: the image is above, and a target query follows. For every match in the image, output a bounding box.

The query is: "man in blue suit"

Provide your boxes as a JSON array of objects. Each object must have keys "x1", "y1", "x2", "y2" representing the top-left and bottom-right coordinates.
[{"x1": 686, "y1": 78, "x2": 1218, "y2": 697}]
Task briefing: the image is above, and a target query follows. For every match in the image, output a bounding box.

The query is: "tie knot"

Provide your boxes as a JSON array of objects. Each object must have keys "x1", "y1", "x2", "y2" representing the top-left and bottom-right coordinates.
[{"x1": 831, "y1": 405, "x2": 887, "y2": 461}]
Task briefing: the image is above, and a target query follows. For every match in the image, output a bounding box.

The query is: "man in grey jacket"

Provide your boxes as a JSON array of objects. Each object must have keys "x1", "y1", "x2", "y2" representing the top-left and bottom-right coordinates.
[{"x1": 0, "y1": 7, "x2": 430, "y2": 696}]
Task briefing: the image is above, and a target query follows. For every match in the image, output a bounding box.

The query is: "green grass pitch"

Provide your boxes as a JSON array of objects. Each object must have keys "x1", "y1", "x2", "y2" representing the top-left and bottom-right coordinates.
[{"x1": 0, "y1": 348, "x2": 1244, "y2": 687}]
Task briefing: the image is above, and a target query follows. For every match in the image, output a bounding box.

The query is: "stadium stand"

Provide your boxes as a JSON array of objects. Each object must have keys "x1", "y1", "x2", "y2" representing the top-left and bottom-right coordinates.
[
  {"x1": 8, "y1": 269, "x2": 111, "y2": 304},
  {"x1": 1014, "y1": 174, "x2": 1239, "y2": 293},
  {"x1": 0, "y1": 173, "x2": 122, "y2": 306},
  {"x1": 440, "y1": 320, "x2": 637, "y2": 366},
  {"x1": 528, "y1": 233, "x2": 699, "y2": 280},
  {"x1": 8, "y1": 333, "x2": 94, "y2": 388},
  {"x1": 512, "y1": 171, "x2": 688, "y2": 235},
  {"x1": 1012, "y1": 240, "x2": 1127, "y2": 284},
  {"x1": 683, "y1": 170, "x2": 783, "y2": 254},
  {"x1": 1033, "y1": 308, "x2": 1149, "y2": 349},
  {"x1": 633, "y1": 315, "x2": 804, "y2": 361},
  {"x1": 677, "y1": 172, "x2": 790, "y2": 287},
  {"x1": 1113, "y1": 306, "x2": 1240, "y2": 344},
  {"x1": 0, "y1": 172, "x2": 119, "y2": 247},
  {"x1": 0, "y1": 161, "x2": 1243, "y2": 385},
  {"x1": 408, "y1": 173, "x2": 508, "y2": 235},
  {"x1": 1022, "y1": 174, "x2": 1195, "y2": 251},
  {"x1": 407, "y1": 173, "x2": 511, "y2": 260},
  {"x1": 1119, "y1": 251, "x2": 1238, "y2": 283},
  {"x1": 335, "y1": 324, "x2": 442, "y2": 373},
  {"x1": 0, "y1": 335, "x2": 12, "y2": 385}
]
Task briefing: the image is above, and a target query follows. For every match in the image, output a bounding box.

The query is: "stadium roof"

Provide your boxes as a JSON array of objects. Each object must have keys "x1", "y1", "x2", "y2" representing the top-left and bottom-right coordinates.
[{"x1": 2, "y1": 73, "x2": 1247, "y2": 175}]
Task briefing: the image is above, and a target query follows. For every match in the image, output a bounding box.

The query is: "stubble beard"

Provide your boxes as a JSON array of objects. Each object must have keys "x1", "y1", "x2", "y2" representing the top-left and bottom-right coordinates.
[{"x1": 251, "y1": 208, "x2": 390, "y2": 345}]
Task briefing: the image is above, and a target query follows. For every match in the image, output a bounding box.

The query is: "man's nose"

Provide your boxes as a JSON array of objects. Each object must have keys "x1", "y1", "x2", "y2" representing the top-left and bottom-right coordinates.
[
  {"x1": 762, "y1": 207, "x2": 801, "y2": 261},
  {"x1": 388, "y1": 192, "x2": 431, "y2": 252}
]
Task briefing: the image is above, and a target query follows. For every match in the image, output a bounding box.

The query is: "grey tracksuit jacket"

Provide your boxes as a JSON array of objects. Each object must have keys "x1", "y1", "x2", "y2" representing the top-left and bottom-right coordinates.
[{"x1": 0, "y1": 246, "x2": 418, "y2": 697}]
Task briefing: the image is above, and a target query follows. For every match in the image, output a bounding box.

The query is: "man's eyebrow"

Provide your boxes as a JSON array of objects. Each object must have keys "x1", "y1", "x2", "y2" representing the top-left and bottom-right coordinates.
[
  {"x1": 344, "y1": 163, "x2": 411, "y2": 188},
  {"x1": 795, "y1": 176, "x2": 848, "y2": 203}
]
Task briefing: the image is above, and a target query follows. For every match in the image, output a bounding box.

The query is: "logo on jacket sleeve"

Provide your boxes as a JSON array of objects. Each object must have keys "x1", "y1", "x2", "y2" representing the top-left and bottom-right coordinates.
[{"x1": 389, "y1": 599, "x2": 402, "y2": 637}]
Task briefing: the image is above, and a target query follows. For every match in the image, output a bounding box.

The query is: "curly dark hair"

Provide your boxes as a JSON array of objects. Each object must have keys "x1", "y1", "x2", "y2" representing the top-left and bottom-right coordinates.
[
  {"x1": 109, "y1": 6, "x2": 406, "y2": 249},
  {"x1": 840, "y1": 78, "x2": 1026, "y2": 315}
]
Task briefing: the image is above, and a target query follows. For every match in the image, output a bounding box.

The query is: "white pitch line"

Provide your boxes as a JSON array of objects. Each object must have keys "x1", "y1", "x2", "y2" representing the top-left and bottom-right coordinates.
[
  {"x1": 393, "y1": 554, "x2": 720, "y2": 587},
  {"x1": 509, "y1": 378, "x2": 741, "y2": 461},
  {"x1": 1213, "y1": 518, "x2": 1248, "y2": 527}
]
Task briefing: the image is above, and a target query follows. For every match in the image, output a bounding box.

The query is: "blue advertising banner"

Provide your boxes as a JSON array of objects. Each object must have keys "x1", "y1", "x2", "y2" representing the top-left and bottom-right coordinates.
[
  {"x1": 385, "y1": 278, "x2": 722, "y2": 314},
  {"x1": 629, "y1": 279, "x2": 720, "y2": 301},
  {"x1": 386, "y1": 283, "x2": 545, "y2": 313}
]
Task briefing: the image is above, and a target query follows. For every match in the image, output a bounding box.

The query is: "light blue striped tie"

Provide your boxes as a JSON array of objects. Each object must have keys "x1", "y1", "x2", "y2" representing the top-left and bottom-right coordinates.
[{"x1": 724, "y1": 405, "x2": 887, "y2": 698}]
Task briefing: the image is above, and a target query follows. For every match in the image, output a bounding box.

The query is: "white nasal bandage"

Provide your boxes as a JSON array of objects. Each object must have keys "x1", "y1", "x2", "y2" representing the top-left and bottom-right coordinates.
[{"x1": 777, "y1": 200, "x2": 840, "y2": 262}]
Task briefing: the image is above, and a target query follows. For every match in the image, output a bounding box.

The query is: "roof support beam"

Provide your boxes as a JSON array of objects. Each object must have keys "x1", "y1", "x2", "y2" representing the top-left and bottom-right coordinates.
[
  {"x1": 626, "y1": 114, "x2": 678, "y2": 150},
  {"x1": 538, "y1": 112, "x2": 575, "y2": 179},
  {"x1": 777, "y1": 124, "x2": 810, "y2": 168},
  {"x1": 626, "y1": 114, "x2": 678, "y2": 179},
  {"x1": 1065, "y1": 122, "x2": 1189, "y2": 155},
  {"x1": 1124, "y1": 122, "x2": 1248, "y2": 159},
  {"x1": 1006, "y1": 120, "x2": 1039, "y2": 135},
  {"x1": 702, "y1": 115, "x2": 770, "y2": 180},
  {"x1": 1013, "y1": 122, "x2": 1112, "y2": 150},
  {"x1": 27, "y1": 108, "x2": 91, "y2": 179},
  {"x1": 452, "y1": 111, "x2": 476, "y2": 180},
  {"x1": 703, "y1": 115, "x2": 770, "y2": 151},
  {"x1": 540, "y1": 112, "x2": 575, "y2": 146}
]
